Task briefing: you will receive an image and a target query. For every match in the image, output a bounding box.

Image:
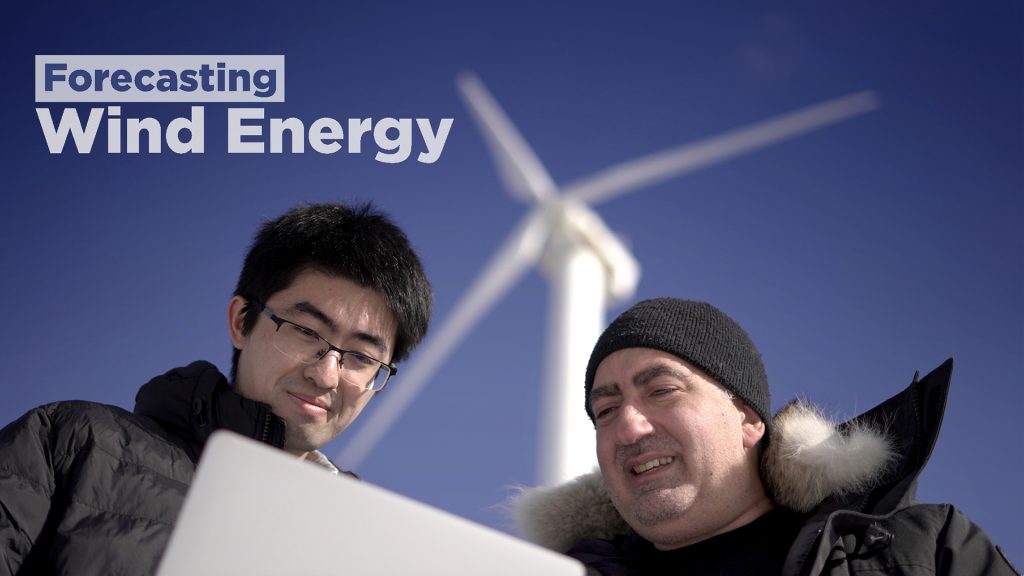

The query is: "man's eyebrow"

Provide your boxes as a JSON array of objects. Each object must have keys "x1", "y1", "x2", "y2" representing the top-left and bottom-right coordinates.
[
  {"x1": 292, "y1": 301, "x2": 337, "y2": 331},
  {"x1": 633, "y1": 364, "x2": 692, "y2": 387},
  {"x1": 589, "y1": 363, "x2": 696, "y2": 412},
  {"x1": 589, "y1": 384, "x2": 622, "y2": 406},
  {"x1": 291, "y1": 301, "x2": 390, "y2": 356},
  {"x1": 591, "y1": 365, "x2": 689, "y2": 401}
]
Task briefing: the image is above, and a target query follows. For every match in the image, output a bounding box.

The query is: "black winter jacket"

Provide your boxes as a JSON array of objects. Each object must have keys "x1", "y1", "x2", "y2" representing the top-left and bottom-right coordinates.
[
  {"x1": 514, "y1": 359, "x2": 1020, "y2": 576},
  {"x1": 0, "y1": 361, "x2": 292, "y2": 576}
]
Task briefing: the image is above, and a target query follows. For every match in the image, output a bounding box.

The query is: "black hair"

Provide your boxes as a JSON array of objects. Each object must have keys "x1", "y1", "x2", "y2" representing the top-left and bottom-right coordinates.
[{"x1": 231, "y1": 202, "x2": 432, "y2": 380}]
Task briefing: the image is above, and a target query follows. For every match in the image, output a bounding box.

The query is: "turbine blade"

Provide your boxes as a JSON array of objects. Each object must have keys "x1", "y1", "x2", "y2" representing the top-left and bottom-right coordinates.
[
  {"x1": 564, "y1": 91, "x2": 880, "y2": 206},
  {"x1": 335, "y1": 209, "x2": 550, "y2": 468},
  {"x1": 457, "y1": 72, "x2": 559, "y2": 203}
]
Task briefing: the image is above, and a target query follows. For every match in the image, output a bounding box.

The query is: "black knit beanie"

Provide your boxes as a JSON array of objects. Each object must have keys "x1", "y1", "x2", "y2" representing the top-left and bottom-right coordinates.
[{"x1": 584, "y1": 298, "x2": 772, "y2": 441}]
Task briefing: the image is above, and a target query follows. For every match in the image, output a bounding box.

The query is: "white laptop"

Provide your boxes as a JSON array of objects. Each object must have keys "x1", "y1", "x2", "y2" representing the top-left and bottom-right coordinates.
[{"x1": 156, "y1": 430, "x2": 584, "y2": 576}]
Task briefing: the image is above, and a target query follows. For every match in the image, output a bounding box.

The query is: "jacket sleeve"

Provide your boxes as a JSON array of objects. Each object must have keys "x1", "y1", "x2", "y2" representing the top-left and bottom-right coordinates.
[
  {"x1": 937, "y1": 506, "x2": 1020, "y2": 576},
  {"x1": 0, "y1": 407, "x2": 58, "y2": 576}
]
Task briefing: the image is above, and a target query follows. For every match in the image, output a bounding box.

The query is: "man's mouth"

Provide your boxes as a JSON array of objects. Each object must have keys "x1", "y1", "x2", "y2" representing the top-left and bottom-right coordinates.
[
  {"x1": 288, "y1": 392, "x2": 329, "y2": 415},
  {"x1": 632, "y1": 456, "x2": 674, "y2": 475}
]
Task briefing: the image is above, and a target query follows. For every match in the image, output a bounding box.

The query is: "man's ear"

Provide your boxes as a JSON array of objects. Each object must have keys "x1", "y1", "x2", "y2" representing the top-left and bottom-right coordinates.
[
  {"x1": 227, "y1": 295, "x2": 250, "y2": 350},
  {"x1": 737, "y1": 401, "x2": 767, "y2": 449}
]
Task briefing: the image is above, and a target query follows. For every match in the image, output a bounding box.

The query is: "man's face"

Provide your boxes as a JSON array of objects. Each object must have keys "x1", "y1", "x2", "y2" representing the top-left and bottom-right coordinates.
[
  {"x1": 591, "y1": 348, "x2": 768, "y2": 549},
  {"x1": 228, "y1": 268, "x2": 397, "y2": 458}
]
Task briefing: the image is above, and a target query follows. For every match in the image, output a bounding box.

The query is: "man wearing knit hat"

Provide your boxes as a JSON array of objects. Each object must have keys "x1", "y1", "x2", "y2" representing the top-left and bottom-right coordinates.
[{"x1": 516, "y1": 298, "x2": 1017, "y2": 575}]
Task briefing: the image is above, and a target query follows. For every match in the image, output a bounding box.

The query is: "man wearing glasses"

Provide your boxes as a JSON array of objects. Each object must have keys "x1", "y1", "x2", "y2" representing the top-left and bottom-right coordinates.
[{"x1": 0, "y1": 202, "x2": 433, "y2": 576}]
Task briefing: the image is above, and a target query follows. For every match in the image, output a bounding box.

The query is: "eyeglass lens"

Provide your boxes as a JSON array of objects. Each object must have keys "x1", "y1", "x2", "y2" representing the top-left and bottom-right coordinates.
[{"x1": 273, "y1": 323, "x2": 388, "y2": 390}]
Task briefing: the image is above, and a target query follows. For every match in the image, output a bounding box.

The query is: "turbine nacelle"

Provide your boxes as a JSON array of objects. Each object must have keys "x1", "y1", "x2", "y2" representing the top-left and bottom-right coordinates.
[{"x1": 539, "y1": 199, "x2": 639, "y2": 306}]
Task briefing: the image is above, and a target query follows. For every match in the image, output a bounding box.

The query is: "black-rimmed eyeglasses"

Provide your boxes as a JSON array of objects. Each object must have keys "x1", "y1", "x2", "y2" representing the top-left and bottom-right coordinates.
[{"x1": 251, "y1": 299, "x2": 396, "y2": 392}]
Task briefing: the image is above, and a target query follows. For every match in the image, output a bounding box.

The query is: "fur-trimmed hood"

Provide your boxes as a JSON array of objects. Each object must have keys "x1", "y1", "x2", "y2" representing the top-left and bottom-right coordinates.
[{"x1": 513, "y1": 359, "x2": 953, "y2": 552}]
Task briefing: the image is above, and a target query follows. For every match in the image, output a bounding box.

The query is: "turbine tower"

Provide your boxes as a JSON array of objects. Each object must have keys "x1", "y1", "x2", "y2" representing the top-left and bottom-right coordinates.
[{"x1": 337, "y1": 73, "x2": 878, "y2": 486}]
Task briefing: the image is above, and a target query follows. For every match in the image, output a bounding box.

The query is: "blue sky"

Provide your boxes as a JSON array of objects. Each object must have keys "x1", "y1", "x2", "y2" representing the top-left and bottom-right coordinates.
[{"x1": 3, "y1": 1, "x2": 1021, "y2": 564}]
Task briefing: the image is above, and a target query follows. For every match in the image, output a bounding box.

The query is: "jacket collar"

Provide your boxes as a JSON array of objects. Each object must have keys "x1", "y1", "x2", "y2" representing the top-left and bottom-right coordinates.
[
  {"x1": 134, "y1": 360, "x2": 286, "y2": 462},
  {"x1": 513, "y1": 359, "x2": 954, "y2": 552},
  {"x1": 837, "y1": 358, "x2": 952, "y2": 514}
]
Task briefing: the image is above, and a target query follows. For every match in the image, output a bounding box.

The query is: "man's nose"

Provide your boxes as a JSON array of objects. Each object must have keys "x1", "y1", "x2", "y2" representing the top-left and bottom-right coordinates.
[
  {"x1": 616, "y1": 403, "x2": 654, "y2": 445},
  {"x1": 304, "y1": 352, "x2": 342, "y2": 390}
]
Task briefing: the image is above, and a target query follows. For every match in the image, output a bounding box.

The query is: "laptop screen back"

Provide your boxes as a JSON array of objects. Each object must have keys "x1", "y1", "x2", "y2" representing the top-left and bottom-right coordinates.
[{"x1": 156, "y1": 431, "x2": 584, "y2": 576}]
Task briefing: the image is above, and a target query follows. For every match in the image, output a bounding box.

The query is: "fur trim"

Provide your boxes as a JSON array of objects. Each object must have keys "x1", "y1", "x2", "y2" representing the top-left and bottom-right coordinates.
[
  {"x1": 512, "y1": 470, "x2": 631, "y2": 552},
  {"x1": 512, "y1": 399, "x2": 896, "y2": 549},
  {"x1": 763, "y1": 400, "x2": 896, "y2": 513}
]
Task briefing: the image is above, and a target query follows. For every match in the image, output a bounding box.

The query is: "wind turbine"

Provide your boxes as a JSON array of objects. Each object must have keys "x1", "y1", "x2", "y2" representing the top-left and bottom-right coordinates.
[{"x1": 337, "y1": 72, "x2": 878, "y2": 486}]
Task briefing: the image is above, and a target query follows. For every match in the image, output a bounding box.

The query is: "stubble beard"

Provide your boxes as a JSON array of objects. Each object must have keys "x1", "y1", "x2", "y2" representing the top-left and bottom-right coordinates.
[
  {"x1": 611, "y1": 436, "x2": 694, "y2": 528},
  {"x1": 625, "y1": 473, "x2": 695, "y2": 527}
]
